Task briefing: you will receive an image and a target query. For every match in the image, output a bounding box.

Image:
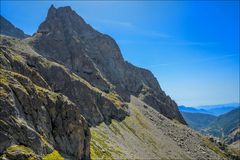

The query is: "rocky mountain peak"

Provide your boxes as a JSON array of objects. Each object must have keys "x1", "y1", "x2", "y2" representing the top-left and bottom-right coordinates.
[
  {"x1": 47, "y1": 5, "x2": 57, "y2": 17},
  {"x1": 47, "y1": 5, "x2": 76, "y2": 19},
  {"x1": 38, "y1": 5, "x2": 94, "y2": 38},
  {"x1": 31, "y1": 5, "x2": 186, "y2": 124}
]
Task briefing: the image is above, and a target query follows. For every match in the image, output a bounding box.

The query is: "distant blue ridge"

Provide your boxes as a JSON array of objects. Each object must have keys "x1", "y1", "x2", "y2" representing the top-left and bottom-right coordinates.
[{"x1": 178, "y1": 103, "x2": 240, "y2": 116}]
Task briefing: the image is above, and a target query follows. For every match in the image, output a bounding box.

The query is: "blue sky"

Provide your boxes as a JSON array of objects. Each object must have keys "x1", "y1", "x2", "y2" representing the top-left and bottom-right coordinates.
[{"x1": 1, "y1": 1, "x2": 239, "y2": 106}]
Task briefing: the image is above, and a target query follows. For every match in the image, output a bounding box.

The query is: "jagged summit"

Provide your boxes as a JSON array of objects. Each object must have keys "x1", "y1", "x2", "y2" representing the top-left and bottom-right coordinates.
[
  {"x1": 48, "y1": 5, "x2": 73, "y2": 14},
  {"x1": 38, "y1": 5, "x2": 95, "y2": 38},
  {"x1": 31, "y1": 5, "x2": 186, "y2": 124},
  {"x1": 48, "y1": 4, "x2": 56, "y2": 12}
]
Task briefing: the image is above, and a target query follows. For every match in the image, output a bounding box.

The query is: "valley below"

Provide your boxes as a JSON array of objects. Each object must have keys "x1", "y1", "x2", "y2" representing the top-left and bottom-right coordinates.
[{"x1": 180, "y1": 105, "x2": 240, "y2": 158}]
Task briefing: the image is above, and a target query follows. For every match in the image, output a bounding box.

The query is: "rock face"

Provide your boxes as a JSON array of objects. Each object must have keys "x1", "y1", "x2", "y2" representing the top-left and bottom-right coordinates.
[
  {"x1": 0, "y1": 69, "x2": 90, "y2": 159},
  {"x1": 0, "y1": 36, "x2": 128, "y2": 126},
  {"x1": 0, "y1": 15, "x2": 29, "y2": 39},
  {"x1": 0, "y1": 38, "x2": 91, "y2": 159},
  {"x1": 0, "y1": 36, "x2": 127, "y2": 159},
  {"x1": 31, "y1": 5, "x2": 186, "y2": 124},
  {"x1": 224, "y1": 127, "x2": 240, "y2": 151}
]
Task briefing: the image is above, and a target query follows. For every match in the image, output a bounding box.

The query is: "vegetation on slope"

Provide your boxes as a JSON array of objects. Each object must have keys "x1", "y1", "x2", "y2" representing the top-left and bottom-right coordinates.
[
  {"x1": 42, "y1": 150, "x2": 64, "y2": 160},
  {"x1": 202, "y1": 137, "x2": 240, "y2": 159},
  {"x1": 90, "y1": 96, "x2": 227, "y2": 159},
  {"x1": 1, "y1": 145, "x2": 38, "y2": 160},
  {"x1": 181, "y1": 112, "x2": 217, "y2": 130},
  {"x1": 205, "y1": 108, "x2": 240, "y2": 137},
  {"x1": 0, "y1": 144, "x2": 65, "y2": 160}
]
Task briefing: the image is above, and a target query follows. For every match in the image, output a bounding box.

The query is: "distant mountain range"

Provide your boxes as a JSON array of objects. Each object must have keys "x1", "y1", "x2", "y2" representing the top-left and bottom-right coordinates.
[
  {"x1": 180, "y1": 107, "x2": 240, "y2": 147},
  {"x1": 179, "y1": 106, "x2": 210, "y2": 114},
  {"x1": 181, "y1": 112, "x2": 217, "y2": 130},
  {"x1": 204, "y1": 108, "x2": 240, "y2": 137},
  {"x1": 179, "y1": 103, "x2": 240, "y2": 116}
]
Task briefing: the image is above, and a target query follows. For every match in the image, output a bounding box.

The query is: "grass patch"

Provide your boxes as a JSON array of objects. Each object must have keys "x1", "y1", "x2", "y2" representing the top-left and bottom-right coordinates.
[
  {"x1": 0, "y1": 69, "x2": 29, "y2": 95},
  {"x1": 90, "y1": 129, "x2": 113, "y2": 159},
  {"x1": 35, "y1": 85, "x2": 59, "y2": 102},
  {"x1": 43, "y1": 150, "x2": 64, "y2": 160},
  {"x1": 35, "y1": 84, "x2": 73, "y2": 105},
  {"x1": 90, "y1": 141, "x2": 113, "y2": 160},
  {"x1": 122, "y1": 121, "x2": 141, "y2": 140},
  {"x1": 10, "y1": 53, "x2": 25, "y2": 63},
  {"x1": 109, "y1": 120, "x2": 124, "y2": 139},
  {"x1": 202, "y1": 138, "x2": 227, "y2": 158},
  {"x1": 71, "y1": 73, "x2": 102, "y2": 94},
  {"x1": 5, "y1": 145, "x2": 37, "y2": 160},
  {"x1": 104, "y1": 92, "x2": 122, "y2": 108},
  {"x1": 38, "y1": 58, "x2": 54, "y2": 69},
  {"x1": 90, "y1": 125, "x2": 125, "y2": 159},
  {"x1": 69, "y1": 73, "x2": 123, "y2": 109},
  {"x1": 203, "y1": 138, "x2": 240, "y2": 159},
  {"x1": 131, "y1": 106, "x2": 148, "y2": 129},
  {"x1": 0, "y1": 71, "x2": 9, "y2": 85}
]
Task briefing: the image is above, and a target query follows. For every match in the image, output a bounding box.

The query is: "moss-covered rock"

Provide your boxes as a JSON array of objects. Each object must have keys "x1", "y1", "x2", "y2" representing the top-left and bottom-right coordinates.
[{"x1": 1, "y1": 145, "x2": 39, "y2": 160}]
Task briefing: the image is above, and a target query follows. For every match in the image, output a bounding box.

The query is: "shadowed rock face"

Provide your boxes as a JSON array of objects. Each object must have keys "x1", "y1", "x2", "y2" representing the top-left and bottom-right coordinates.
[
  {"x1": 0, "y1": 37, "x2": 128, "y2": 126},
  {"x1": 31, "y1": 5, "x2": 186, "y2": 124},
  {"x1": 0, "y1": 15, "x2": 29, "y2": 39},
  {"x1": 0, "y1": 36, "x2": 127, "y2": 159},
  {"x1": 0, "y1": 69, "x2": 90, "y2": 160}
]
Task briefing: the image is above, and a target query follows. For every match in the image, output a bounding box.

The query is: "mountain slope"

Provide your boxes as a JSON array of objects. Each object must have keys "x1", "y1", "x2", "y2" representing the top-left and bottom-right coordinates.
[
  {"x1": 0, "y1": 15, "x2": 29, "y2": 39},
  {"x1": 90, "y1": 96, "x2": 223, "y2": 159},
  {"x1": 224, "y1": 127, "x2": 240, "y2": 148},
  {"x1": 181, "y1": 108, "x2": 240, "y2": 150},
  {"x1": 0, "y1": 34, "x2": 228, "y2": 160},
  {"x1": 181, "y1": 112, "x2": 217, "y2": 131},
  {"x1": 29, "y1": 5, "x2": 186, "y2": 124},
  {"x1": 204, "y1": 108, "x2": 240, "y2": 137}
]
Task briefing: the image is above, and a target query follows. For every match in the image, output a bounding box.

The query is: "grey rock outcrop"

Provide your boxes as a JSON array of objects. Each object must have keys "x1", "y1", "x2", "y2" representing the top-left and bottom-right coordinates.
[
  {"x1": 0, "y1": 68, "x2": 90, "y2": 159},
  {"x1": 0, "y1": 35, "x2": 128, "y2": 159},
  {"x1": 0, "y1": 36, "x2": 128, "y2": 126},
  {"x1": 0, "y1": 15, "x2": 29, "y2": 39},
  {"x1": 30, "y1": 5, "x2": 186, "y2": 124}
]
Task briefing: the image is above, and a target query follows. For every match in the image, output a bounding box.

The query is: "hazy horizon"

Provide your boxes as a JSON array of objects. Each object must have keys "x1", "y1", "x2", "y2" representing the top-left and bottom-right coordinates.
[
  {"x1": 1, "y1": 1, "x2": 239, "y2": 106},
  {"x1": 179, "y1": 102, "x2": 240, "y2": 108}
]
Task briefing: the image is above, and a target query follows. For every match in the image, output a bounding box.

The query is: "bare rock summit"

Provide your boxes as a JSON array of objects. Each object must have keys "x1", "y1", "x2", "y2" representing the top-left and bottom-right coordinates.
[{"x1": 31, "y1": 5, "x2": 186, "y2": 124}]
